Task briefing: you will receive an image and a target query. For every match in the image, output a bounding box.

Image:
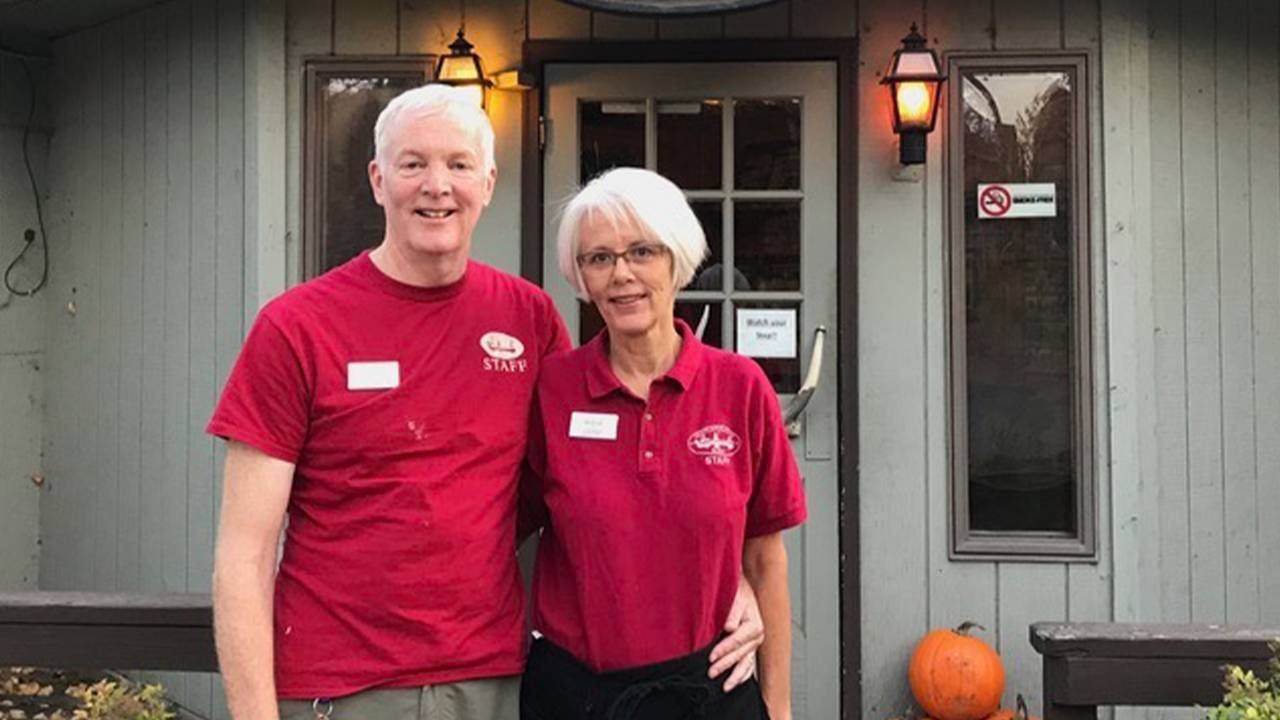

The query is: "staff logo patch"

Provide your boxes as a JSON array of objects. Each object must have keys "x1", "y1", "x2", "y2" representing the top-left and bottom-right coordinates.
[
  {"x1": 687, "y1": 424, "x2": 742, "y2": 465},
  {"x1": 480, "y1": 331, "x2": 528, "y2": 373}
]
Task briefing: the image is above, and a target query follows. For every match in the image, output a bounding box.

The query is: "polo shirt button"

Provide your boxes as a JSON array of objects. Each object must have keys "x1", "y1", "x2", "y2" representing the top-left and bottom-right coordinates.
[
  {"x1": 644, "y1": 412, "x2": 653, "y2": 421},
  {"x1": 643, "y1": 450, "x2": 654, "y2": 459}
]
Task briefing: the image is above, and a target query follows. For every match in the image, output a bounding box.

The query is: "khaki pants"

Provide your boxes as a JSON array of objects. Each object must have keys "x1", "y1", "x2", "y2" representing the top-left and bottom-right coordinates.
[{"x1": 278, "y1": 676, "x2": 519, "y2": 720}]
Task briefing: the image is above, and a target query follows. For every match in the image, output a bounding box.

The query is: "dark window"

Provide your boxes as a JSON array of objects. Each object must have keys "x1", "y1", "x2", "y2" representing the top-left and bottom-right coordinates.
[
  {"x1": 303, "y1": 59, "x2": 433, "y2": 279},
  {"x1": 948, "y1": 54, "x2": 1095, "y2": 559}
]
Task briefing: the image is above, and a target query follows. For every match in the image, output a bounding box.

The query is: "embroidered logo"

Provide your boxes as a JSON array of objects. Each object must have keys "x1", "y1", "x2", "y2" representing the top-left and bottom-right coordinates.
[
  {"x1": 480, "y1": 331, "x2": 529, "y2": 373},
  {"x1": 687, "y1": 424, "x2": 742, "y2": 466}
]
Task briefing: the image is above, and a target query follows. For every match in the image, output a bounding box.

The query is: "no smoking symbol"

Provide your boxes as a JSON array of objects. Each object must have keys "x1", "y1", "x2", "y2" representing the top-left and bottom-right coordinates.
[{"x1": 980, "y1": 185, "x2": 1012, "y2": 217}]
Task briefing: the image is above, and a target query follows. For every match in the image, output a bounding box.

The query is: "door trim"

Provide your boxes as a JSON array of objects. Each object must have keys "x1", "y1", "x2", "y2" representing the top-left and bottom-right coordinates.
[{"x1": 520, "y1": 38, "x2": 861, "y2": 720}]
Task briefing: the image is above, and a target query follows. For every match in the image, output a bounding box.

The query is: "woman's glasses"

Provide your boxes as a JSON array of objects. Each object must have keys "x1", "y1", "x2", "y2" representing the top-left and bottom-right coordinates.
[{"x1": 575, "y1": 243, "x2": 669, "y2": 273}]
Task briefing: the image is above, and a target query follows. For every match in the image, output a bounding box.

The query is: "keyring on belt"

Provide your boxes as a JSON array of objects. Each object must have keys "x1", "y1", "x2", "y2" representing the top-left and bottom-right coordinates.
[{"x1": 313, "y1": 697, "x2": 334, "y2": 719}]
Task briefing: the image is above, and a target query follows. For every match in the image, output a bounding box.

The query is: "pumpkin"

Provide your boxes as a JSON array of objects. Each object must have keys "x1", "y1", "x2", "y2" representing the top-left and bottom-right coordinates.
[{"x1": 908, "y1": 621, "x2": 1005, "y2": 720}]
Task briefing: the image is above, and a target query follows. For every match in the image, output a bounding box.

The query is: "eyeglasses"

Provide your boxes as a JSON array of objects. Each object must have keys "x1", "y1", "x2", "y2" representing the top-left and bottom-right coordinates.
[{"x1": 575, "y1": 243, "x2": 669, "y2": 273}]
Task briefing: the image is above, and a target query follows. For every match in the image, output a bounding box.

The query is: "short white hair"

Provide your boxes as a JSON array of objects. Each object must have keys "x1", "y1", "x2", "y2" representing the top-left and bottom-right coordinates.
[
  {"x1": 373, "y1": 84, "x2": 495, "y2": 172},
  {"x1": 556, "y1": 168, "x2": 708, "y2": 300}
]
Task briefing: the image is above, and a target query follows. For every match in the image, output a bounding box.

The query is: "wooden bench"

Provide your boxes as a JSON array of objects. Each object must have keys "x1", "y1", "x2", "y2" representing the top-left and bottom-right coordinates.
[
  {"x1": 0, "y1": 592, "x2": 215, "y2": 671},
  {"x1": 1031, "y1": 622, "x2": 1280, "y2": 720}
]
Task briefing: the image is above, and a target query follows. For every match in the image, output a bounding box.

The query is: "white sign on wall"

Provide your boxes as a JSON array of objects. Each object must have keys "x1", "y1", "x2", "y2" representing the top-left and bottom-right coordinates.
[
  {"x1": 977, "y1": 182, "x2": 1057, "y2": 219},
  {"x1": 736, "y1": 309, "x2": 797, "y2": 359}
]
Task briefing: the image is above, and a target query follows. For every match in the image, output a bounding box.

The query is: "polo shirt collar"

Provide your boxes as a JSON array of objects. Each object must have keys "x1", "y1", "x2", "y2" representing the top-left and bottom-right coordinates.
[{"x1": 584, "y1": 319, "x2": 706, "y2": 400}]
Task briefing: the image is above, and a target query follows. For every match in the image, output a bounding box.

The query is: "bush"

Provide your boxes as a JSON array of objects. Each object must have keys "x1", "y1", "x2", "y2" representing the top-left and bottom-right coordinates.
[
  {"x1": 67, "y1": 679, "x2": 174, "y2": 720},
  {"x1": 1207, "y1": 642, "x2": 1280, "y2": 720}
]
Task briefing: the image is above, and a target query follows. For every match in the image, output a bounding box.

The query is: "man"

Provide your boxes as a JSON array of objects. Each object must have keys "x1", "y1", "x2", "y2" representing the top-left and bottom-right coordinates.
[{"x1": 209, "y1": 84, "x2": 762, "y2": 720}]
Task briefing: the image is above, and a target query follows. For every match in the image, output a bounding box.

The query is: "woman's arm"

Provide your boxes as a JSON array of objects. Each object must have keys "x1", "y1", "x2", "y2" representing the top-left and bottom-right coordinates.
[{"x1": 744, "y1": 531, "x2": 792, "y2": 720}]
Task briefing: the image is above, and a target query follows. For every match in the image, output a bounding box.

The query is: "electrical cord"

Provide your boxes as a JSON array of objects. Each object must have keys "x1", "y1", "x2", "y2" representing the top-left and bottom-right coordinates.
[{"x1": 4, "y1": 57, "x2": 49, "y2": 297}]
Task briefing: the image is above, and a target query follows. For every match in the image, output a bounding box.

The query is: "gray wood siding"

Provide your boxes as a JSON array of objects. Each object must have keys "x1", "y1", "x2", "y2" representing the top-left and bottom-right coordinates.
[
  {"x1": 0, "y1": 55, "x2": 47, "y2": 592},
  {"x1": 38, "y1": 1, "x2": 246, "y2": 714}
]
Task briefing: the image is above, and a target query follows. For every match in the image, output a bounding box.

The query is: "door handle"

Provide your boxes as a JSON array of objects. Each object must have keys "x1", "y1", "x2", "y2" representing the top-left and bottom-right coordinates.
[{"x1": 783, "y1": 325, "x2": 827, "y2": 437}]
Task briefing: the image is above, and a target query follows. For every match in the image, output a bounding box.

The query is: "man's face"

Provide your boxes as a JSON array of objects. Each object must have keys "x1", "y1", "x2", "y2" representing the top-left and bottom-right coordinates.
[{"x1": 369, "y1": 111, "x2": 496, "y2": 260}]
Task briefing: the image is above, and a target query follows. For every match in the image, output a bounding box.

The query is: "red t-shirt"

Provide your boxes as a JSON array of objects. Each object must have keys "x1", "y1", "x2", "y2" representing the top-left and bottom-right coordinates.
[
  {"x1": 207, "y1": 252, "x2": 569, "y2": 698},
  {"x1": 522, "y1": 320, "x2": 807, "y2": 672}
]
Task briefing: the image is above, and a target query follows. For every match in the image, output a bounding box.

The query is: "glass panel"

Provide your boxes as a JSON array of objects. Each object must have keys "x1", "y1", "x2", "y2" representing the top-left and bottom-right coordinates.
[
  {"x1": 657, "y1": 99, "x2": 722, "y2": 190},
  {"x1": 320, "y1": 74, "x2": 422, "y2": 274},
  {"x1": 733, "y1": 201, "x2": 800, "y2": 291},
  {"x1": 578, "y1": 300, "x2": 606, "y2": 347},
  {"x1": 961, "y1": 69, "x2": 1076, "y2": 533},
  {"x1": 580, "y1": 100, "x2": 645, "y2": 183},
  {"x1": 687, "y1": 201, "x2": 725, "y2": 291},
  {"x1": 676, "y1": 301, "x2": 724, "y2": 349},
  {"x1": 734, "y1": 98, "x2": 800, "y2": 190},
  {"x1": 733, "y1": 301, "x2": 800, "y2": 394}
]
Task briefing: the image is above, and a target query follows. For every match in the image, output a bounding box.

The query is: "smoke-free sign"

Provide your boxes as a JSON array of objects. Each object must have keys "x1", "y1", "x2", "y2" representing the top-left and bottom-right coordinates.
[{"x1": 977, "y1": 183, "x2": 1057, "y2": 219}]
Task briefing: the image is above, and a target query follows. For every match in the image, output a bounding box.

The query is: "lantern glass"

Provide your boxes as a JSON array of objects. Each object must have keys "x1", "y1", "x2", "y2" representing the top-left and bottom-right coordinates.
[
  {"x1": 895, "y1": 81, "x2": 933, "y2": 128},
  {"x1": 437, "y1": 54, "x2": 483, "y2": 83}
]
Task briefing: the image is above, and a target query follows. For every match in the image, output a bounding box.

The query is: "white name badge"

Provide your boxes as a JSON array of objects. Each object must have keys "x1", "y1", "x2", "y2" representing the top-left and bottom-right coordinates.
[
  {"x1": 347, "y1": 361, "x2": 400, "y2": 390},
  {"x1": 569, "y1": 411, "x2": 619, "y2": 440}
]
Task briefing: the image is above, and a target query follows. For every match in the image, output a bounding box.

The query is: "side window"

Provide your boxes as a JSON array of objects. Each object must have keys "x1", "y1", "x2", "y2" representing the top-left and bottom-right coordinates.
[
  {"x1": 947, "y1": 54, "x2": 1096, "y2": 559},
  {"x1": 302, "y1": 59, "x2": 432, "y2": 279}
]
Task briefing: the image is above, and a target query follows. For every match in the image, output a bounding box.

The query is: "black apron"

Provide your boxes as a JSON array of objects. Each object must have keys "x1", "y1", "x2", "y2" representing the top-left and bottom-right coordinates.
[{"x1": 520, "y1": 636, "x2": 771, "y2": 720}]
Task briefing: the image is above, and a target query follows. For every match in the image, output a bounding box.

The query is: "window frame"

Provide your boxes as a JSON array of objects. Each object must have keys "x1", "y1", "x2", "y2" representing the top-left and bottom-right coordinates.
[
  {"x1": 302, "y1": 57, "x2": 435, "y2": 280},
  {"x1": 945, "y1": 52, "x2": 1097, "y2": 561}
]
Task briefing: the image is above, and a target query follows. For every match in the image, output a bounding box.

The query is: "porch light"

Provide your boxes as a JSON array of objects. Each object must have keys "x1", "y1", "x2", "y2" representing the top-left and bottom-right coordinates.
[
  {"x1": 881, "y1": 23, "x2": 946, "y2": 165},
  {"x1": 434, "y1": 27, "x2": 490, "y2": 108}
]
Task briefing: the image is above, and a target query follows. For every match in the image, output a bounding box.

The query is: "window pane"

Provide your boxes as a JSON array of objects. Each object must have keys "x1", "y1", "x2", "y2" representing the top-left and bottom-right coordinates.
[
  {"x1": 734, "y1": 201, "x2": 800, "y2": 291},
  {"x1": 962, "y1": 69, "x2": 1076, "y2": 534},
  {"x1": 320, "y1": 75, "x2": 422, "y2": 273},
  {"x1": 580, "y1": 100, "x2": 645, "y2": 183},
  {"x1": 734, "y1": 98, "x2": 800, "y2": 190},
  {"x1": 657, "y1": 100, "x2": 722, "y2": 190},
  {"x1": 687, "y1": 201, "x2": 725, "y2": 291},
  {"x1": 734, "y1": 301, "x2": 800, "y2": 394},
  {"x1": 676, "y1": 301, "x2": 723, "y2": 349}
]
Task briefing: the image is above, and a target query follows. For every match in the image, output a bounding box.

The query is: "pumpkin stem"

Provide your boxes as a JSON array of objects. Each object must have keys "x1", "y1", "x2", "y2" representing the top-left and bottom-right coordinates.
[
  {"x1": 1015, "y1": 694, "x2": 1029, "y2": 720},
  {"x1": 954, "y1": 621, "x2": 987, "y2": 635}
]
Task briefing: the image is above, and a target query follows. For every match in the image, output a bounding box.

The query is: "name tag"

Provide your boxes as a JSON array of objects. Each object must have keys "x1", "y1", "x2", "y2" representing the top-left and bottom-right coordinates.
[
  {"x1": 347, "y1": 361, "x2": 400, "y2": 390},
  {"x1": 569, "y1": 411, "x2": 619, "y2": 440}
]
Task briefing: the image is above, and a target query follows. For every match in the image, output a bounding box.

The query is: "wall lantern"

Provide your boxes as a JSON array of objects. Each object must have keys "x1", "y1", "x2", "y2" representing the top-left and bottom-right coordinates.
[
  {"x1": 881, "y1": 23, "x2": 946, "y2": 165},
  {"x1": 434, "y1": 27, "x2": 491, "y2": 108}
]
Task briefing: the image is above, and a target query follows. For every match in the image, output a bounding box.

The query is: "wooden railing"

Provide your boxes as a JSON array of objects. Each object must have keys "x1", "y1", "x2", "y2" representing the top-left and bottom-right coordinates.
[
  {"x1": 1031, "y1": 621, "x2": 1280, "y2": 720},
  {"x1": 0, "y1": 592, "x2": 215, "y2": 671}
]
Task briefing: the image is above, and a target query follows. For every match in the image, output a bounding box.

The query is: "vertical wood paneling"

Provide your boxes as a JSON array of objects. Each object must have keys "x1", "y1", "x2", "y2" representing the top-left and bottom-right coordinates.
[
  {"x1": 0, "y1": 355, "x2": 41, "y2": 589},
  {"x1": 591, "y1": 11, "x2": 655, "y2": 39},
  {"x1": 116, "y1": 11, "x2": 147, "y2": 593},
  {"x1": 333, "y1": 0, "x2": 397, "y2": 53},
  {"x1": 1148, "y1": 0, "x2": 1192, "y2": 624},
  {"x1": 285, "y1": 0, "x2": 330, "y2": 285},
  {"x1": 397, "y1": 0, "x2": 435, "y2": 53},
  {"x1": 723, "y1": 1, "x2": 790, "y2": 38},
  {"x1": 1214, "y1": 0, "x2": 1260, "y2": 625},
  {"x1": 1247, "y1": 0, "x2": 1280, "y2": 626},
  {"x1": 140, "y1": 5, "x2": 169, "y2": 593},
  {"x1": 1180, "y1": 0, "x2": 1228, "y2": 623},
  {"x1": 528, "y1": 0, "x2": 590, "y2": 39},
  {"x1": 793, "y1": 0, "x2": 854, "y2": 38},
  {"x1": 1062, "y1": 0, "x2": 1101, "y2": 48},
  {"x1": 97, "y1": 21, "x2": 124, "y2": 594},
  {"x1": 998, "y1": 565, "x2": 1068, "y2": 707},
  {"x1": 994, "y1": 0, "x2": 1059, "y2": 48},
  {"x1": 922, "y1": 0, "x2": 998, "y2": 642},
  {"x1": 859, "y1": 0, "x2": 930, "y2": 716}
]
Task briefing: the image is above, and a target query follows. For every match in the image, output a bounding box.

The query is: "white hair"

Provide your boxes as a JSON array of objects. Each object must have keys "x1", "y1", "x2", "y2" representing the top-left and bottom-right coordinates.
[
  {"x1": 556, "y1": 168, "x2": 708, "y2": 300},
  {"x1": 373, "y1": 84, "x2": 495, "y2": 172}
]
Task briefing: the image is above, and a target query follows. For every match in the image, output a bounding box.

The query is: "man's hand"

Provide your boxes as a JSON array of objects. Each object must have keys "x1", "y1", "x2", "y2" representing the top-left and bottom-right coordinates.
[{"x1": 707, "y1": 573, "x2": 764, "y2": 691}]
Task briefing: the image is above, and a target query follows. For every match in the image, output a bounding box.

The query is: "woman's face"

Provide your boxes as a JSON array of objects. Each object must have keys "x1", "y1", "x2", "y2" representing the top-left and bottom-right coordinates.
[{"x1": 576, "y1": 213, "x2": 677, "y2": 341}]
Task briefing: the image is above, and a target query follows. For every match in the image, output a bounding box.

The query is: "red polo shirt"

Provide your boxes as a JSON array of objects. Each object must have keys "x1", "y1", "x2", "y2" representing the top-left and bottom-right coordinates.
[
  {"x1": 523, "y1": 320, "x2": 807, "y2": 672},
  {"x1": 208, "y1": 253, "x2": 569, "y2": 698}
]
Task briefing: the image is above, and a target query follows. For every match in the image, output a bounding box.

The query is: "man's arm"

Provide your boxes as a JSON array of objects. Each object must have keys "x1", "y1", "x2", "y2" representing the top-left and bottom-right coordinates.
[
  {"x1": 743, "y1": 532, "x2": 792, "y2": 720},
  {"x1": 213, "y1": 440, "x2": 295, "y2": 720}
]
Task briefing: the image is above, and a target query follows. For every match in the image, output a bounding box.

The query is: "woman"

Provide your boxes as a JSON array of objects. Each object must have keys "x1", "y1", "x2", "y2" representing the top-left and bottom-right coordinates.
[{"x1": 520, "y1": 168, "x2": 807, "y2": 720}]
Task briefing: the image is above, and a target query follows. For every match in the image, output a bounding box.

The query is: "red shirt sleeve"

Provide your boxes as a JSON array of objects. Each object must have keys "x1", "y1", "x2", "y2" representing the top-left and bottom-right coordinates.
[
  {"x1": 206, "y1": 311, "x2": 312, "y2": 464},
  {"x1": 744, "y1": 364, "x2": 808, "y2": 537},
  {"x1": 517, "y1": 389, "x2": 551, "y2": 538}
]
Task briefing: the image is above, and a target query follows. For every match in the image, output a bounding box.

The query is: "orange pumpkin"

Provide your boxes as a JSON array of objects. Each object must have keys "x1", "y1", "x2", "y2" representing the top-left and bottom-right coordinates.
[{"x1": 908, "y1": 622, "x2": 1005, "y2": 720}]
